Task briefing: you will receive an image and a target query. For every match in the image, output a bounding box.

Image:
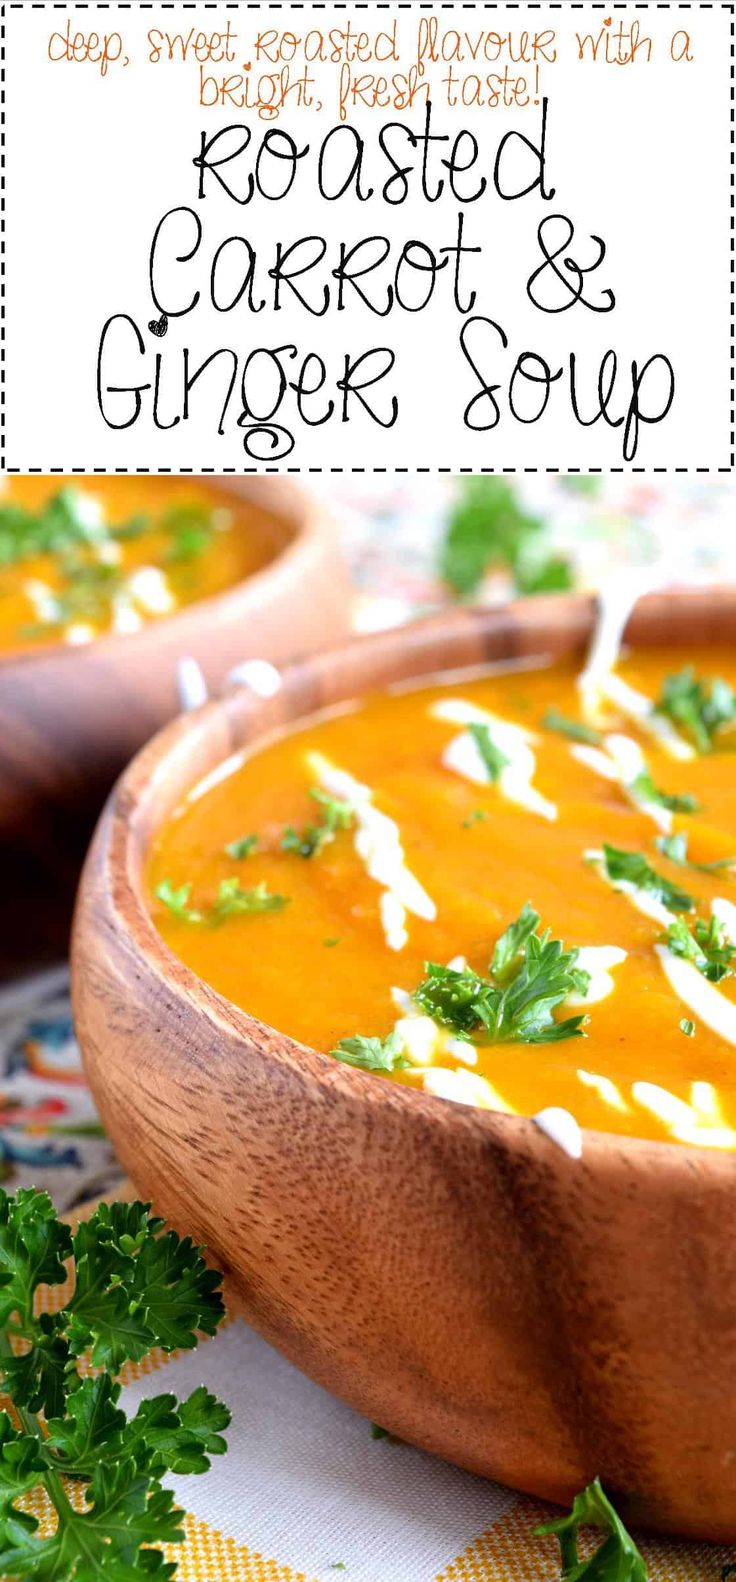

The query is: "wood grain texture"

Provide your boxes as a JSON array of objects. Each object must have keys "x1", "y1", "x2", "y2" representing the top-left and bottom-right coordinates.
[
  {"x1": 0, "y1": 480, "x2": 350, "y2": 977},
  {"x1": 71, "y1": 590, "x2": 736, "y2": 1540}
]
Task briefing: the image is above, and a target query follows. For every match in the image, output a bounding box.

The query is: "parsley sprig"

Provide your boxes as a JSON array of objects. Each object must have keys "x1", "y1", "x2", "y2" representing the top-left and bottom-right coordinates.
[
  {"x1": 439, "y1": 478, "x2": 574, "y2": 598},
  {"x1": 414, "y1": 904, "x2": 590, "y2": 1044},
  {"x1": 0, "y1": 1189, "x2": 229, "y2": 1580},
  {"x1": 536, "y1": 1477, "x2": 647, "y2": 1581},
  {"x1": 331, "y1": 1033, "x2": 409, "y2": 1072},
  {"x1": 655, "y1": 667, "x2": 736, "y2": 753},
  {"x1": 628, "y1": 771, "x2": 700, "y2": 816}
]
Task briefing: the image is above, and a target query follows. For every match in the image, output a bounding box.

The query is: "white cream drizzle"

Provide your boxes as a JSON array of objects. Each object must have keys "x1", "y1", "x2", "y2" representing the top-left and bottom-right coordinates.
[
  {"x1": 632, "y1": 1079, "x2": 736, "y2": 1149},
  {"x1": 585, "y1": 848, "x2": 676, "y2": 927},
  {"x1": 432, "y1": 698, "x2": 557, "y2": 822},
  {"x1": 577, "y1": 1068, "x2": 628, "y2": 1113},
  {"x1": 532, "y1": 1107, "x2": 583, "y2": 1159},
  {"x1": 654, "y1": 943, "x2": 736, "y2": 1048},
  {"x1": 421, "y1": 1067, "x2": 503, "y2": 1109},
  {"x1": 128, "y1": 566, "x2": 175, "y2": 616},
  {"x1": 306, "y1": 751, "x2": 436, "y2": 952},
  {"x1": 577, "y1": 577, "x2": 694, "y2": 759},
  {"x1": 572, "y1": 733, "x2": 674, "y2": 832}
]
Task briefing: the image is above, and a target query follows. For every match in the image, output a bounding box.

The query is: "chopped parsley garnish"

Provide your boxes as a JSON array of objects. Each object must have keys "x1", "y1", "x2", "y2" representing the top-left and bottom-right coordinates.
[
  {"x1": 629, "y1": 770, "x2": 700, "y2": 815},
  {"x1": 282, "y1": 787, "x2": 354, "y2": 858},
  {"x1": 156, "y1": 876, "x2": 288, "y2": 926},
  {"x1": 0, "y1": 1188, "x2": 229, "y2": 1580},
  {"x1": 414, "y1": 904, "x2": 590, "y2": 1044},
  {"x1": 536, "y1": 1477, "x2": 647, "y2": 1582},
  {"x1": 655, "y1": 666, "x2": 736, "y2": 753},
  {"x1": 680, "y1": 1018, "x2": 695, "y2": 1037},
  {"x1": 224, "y1": 834, "x2": 258, "y2": 860},
  {"x1": 439, "y1": 478, "x2": 574, "y2": 599},
  {"x1": 462, "y1": 809, "x2": 489, "y2": 829},
  {"x1": 323, "y1": 937, "x2": 341, "y2": 948},
  {"x1": 600, "y1": 845, "x2": 695, "y2": 913},
  {"x1": 542, "y1": 709, "x2": 602, "y2": 746},
  {"x1": 663, "y1": 916, "x2": 736, "y2": 983},
  {"x1": 330, "y1": 1033, "x2": 409, "y2": 1072},
  {"x1": 467, "y1": 722, "x2": 509, "y2": 782},
  {"x1": 655, "y1": 832, "x2": 736, "y2": 875}
]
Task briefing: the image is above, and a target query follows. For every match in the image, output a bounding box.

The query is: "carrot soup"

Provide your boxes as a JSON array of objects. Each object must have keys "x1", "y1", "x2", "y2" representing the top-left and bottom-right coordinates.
[
  {"x1": 148, "y1": 638, "x2": 736, "y2": 1150},
  {"x1": 0, "y1": 477, "x2": 285, "y2": 654}
]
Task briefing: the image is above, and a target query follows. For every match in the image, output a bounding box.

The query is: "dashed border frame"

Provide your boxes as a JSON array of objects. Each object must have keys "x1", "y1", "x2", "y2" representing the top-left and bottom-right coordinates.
[{"x1": 0, "y1": 1, "x2": 733, "y2": 474}]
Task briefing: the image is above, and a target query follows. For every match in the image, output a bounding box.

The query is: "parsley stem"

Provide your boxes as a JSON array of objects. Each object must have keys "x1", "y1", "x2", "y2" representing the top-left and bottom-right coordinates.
[{"x1": 0, "y1": 1326, "x2": 73, "y2": 1524}]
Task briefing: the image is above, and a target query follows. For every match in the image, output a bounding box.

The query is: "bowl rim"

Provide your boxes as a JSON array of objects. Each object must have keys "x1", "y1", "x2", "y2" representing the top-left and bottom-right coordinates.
[
  {"x1": 0, "y1": 477, "x2": 327, "y2": 670},
  {"x1": 75, "y1": 587, "x2": 736, "y2": 1176}
]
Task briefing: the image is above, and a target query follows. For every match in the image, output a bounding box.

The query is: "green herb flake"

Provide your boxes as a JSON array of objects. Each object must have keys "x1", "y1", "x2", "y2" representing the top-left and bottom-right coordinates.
[
  {"x1": 629, "y1": 770, "x2": 700, "y2": 815},
  {"x1": 323, "y1": 937, "x2": 341, "y2": 948},
  {"x1": 330, "y1": 1033, "x2": 410, "y2": 1073},
  {"x1": 224, "y1": 834, "x2": 258, "y2": 860},
  {"x1": 467, "y1": 722, "x2": 509, "y2": 782},
  {"x1": 601, "y1": 845, "x2": 695, "y2": 914},
  {"x1": 680, "y1": 1018, "x2": 696, "y2": 1037},
  {"x1": 664, "y1": 917, "x2": 735, "y2": 984},
  {"x1": 156, "y1": 876, "x2": 288, "y2": 928},
  {"x1": 461, "y1": 809, "x2": 489, "y2": 829},
  {"x1": 542, "y1": 709, "x2": 602, "y2": 746},
  {"x1": 535, "y1": 1476, "x2": 647, "y2": 1582},
  {"x1": 0, "y1": 1188, "x2": 229, "y2": 1581},
  {"x1": 655, "y1": 666, "x2": 736, "y2": 753},
  {"x1": 413, "y1": 904, "x2": 589, "y2": 1045},
  {"x1": 282, "y1": 787, "x2": 354, "y2": 859},
  {"x1": 655, "y1": 832, "x2": 736, "y2": 875}
]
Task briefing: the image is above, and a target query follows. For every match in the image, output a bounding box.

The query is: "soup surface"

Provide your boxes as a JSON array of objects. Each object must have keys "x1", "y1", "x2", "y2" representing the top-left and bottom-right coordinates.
[
  {"x1": 0, "y1": 477, "x2": 285, "y2": 654},
  {"x1": 148, "y1": 642, "x2": 736, "y2": 1148}
]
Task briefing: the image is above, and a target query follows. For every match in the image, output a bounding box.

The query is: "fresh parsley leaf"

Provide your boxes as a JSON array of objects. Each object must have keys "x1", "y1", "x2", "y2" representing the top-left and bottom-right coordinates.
[
  {"x1": 0, "y1": 1189, "x2": 230, "y2": 1582},
  {"x1": 542, "y1": 709, "x2": 602, "y2": 746},
  {"x1": 680, "y1": 1018, "x2": 695, "y2": 1037},
  {"x1": 224, "y1": 834, "x2": 258, "y2": 860},
  {"x1": 156, "y1": 877, "x2": 287, "y2": 927},
  {"x1": 439, "y1": 478, "x2": 574, "y2": 599},
  {"x1": 601, "y1": 845, "x2": 694, "y2": 914},
  {"x1": 282, "y1": 787, "x2": 354, "y2": 859},
  {"x1": 663, "y1": 917, "x2": 735, "y2": 983},
  {"x1": 655, "y1": 832, "x2": 736, "y2": 875},
  {"x1": 467, "y1": 723, "x2": 509, "y2": 782},
  {"x1": 330, "y1": 1033, "x2": 410, "y2": 1072},
  {"x1": 414, "y1": 907, "x2": 589, "y2": 1045},
  {"x1": 536, "y1": 1477, "x2": 647, "y2": 1581},
  {"x1": 655, "y1": 667, "x2": 736, "y2": 753},
  {"x1": 628, "y1": 771, "x2": 700, "y2": 815}
]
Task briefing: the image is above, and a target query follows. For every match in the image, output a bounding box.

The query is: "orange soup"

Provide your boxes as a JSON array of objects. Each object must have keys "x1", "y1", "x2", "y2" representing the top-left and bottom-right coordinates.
[
  {"x1": 148, "y1": 643, "x2": 736, "y2": 1149},
  {"x1": 0, "y1": 477, "x2": 285, "y2": 654}
]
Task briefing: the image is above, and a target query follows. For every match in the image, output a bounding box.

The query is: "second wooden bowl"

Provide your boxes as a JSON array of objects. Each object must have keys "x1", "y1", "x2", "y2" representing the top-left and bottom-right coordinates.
[
  {"x1": 0, "y1": 479, "x2": 349, "y2": 976},
  {"x1": 72, "y1": 592, "x2": 736, "y2": 1541}
]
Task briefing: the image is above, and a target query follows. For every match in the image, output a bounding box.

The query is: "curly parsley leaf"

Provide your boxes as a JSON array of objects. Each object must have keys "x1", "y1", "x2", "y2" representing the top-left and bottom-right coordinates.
[
  {"x1": 535, "y1": 1476, "x2": 647, "y2": 1581},
  {"x1": 414, "y1": 906, "x2": 589, "y2": 1045},
  {"x1": 663, "y1": 917, "x2": 736, "y2": 984},
  {"x1": 331, "y1": 1033, "x2": 410, "y2": 1073},
  {"x1": 224, "y1": 834, "x2": 258, "y2": 861},
  {"x1": 655, "y1": 667, "x2": 736, "y2": 754},
  {"x1": 0, "y1": 1190, "x2": 230, "y2": 1582},
  {"x1": 155, "y1": 880, "x2": 202, "y2": 925},
  {"x1": 601, "y1": 845, "x2": 694, "y2": 914}
]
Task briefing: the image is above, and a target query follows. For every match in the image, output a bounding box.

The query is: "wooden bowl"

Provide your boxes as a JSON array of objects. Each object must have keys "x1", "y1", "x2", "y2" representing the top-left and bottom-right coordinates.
[
  {"x1": 0, "y1": 479, "x2": 349, "y2": 977},
  {"x1": 71, "y1": 590, "x2": 736, "y2": 1542}
]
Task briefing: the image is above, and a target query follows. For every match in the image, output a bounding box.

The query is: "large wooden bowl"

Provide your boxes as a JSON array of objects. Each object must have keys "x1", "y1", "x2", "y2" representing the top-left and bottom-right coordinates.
[
  {"x1": 71, "y1": 590, "x2": 736, "y2": 1542},
  {"x1": 0, "y1": 479, "x2": 349, "y2": 976}
]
